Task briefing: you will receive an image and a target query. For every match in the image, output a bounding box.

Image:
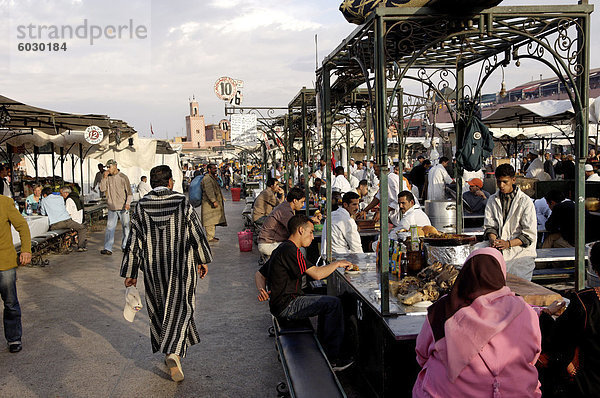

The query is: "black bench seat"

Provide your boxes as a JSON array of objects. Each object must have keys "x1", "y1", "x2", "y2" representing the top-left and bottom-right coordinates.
[{"x1": 272, "y1": 316, "x2": 345, "y2": 398}]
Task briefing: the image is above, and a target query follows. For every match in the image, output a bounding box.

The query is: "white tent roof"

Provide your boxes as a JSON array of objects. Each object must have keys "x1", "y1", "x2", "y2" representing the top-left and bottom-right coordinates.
[{"x1": 483, "y1": 98, "x2": 596, "y2": 128}]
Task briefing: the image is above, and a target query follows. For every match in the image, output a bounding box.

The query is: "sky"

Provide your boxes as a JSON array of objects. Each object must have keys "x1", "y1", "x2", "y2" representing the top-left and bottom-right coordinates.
[{"x1": 0, "y1": 0, "x2": 598, "y2": 139}]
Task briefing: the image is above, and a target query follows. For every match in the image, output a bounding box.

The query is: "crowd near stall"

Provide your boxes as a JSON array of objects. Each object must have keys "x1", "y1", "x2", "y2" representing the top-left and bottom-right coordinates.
[{"x1": 235, "y1": 1, "x2": 600, "y2": 397}]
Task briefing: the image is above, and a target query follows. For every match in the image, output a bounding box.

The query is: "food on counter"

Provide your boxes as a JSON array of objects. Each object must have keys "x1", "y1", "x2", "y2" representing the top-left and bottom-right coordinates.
[
  {"x1": 402, "y1": 291, "x2": 425, "y2": 305},
  {"x1": 422, "y1": 226, "x2": 439, "y2": 236},
  {"x1": 396, "y1": 276, "x2": 421, "y2": 295},
  {"x1": 396, "y1": 262, "x2": 459, "y2": 306},
  {"x1": 350, "y1": 264, "x2": 360, "y2": 271}
]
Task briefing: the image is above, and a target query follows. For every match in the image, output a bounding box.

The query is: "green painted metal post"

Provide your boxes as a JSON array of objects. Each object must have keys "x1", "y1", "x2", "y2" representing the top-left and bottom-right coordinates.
[
  {"x1": 346, "y1": 121, "x2": 351, "y2": 171},
  {"x1": 33, "y1": 145, "x2": 39, "y2": 183},
  {"x1": 283, "y1": 114, "x2": 290, "y2": 188},
  {"x1": 574, "y1": 6, "x2": 590, "y2": 290},
  {"x1": 455, "y1": 66, "x2": 465, "y2": 234},
  {"x1": 398, "y1": 88, "x2": 404, "y2": 172},
  {"x1": 366, "y1": 107, "x2": 372, "y2": 162},
  {"x1": 301, "y1": 90, "x2": 310, "y2": 217},
  {"x1": 322, "y1": 67, "x2": 333, "y2": 263},
  {"x1": 375, "y1": 14, "x2": 390, "y2": 316},
  {"x1": 262, "y1": 142, "x2": 267, "y2": 187}
]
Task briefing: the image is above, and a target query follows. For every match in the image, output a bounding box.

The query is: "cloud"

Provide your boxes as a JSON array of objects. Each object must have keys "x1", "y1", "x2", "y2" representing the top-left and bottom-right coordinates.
[{"x1": 212, "y1": 8, "x2": 321, "y2": 33}]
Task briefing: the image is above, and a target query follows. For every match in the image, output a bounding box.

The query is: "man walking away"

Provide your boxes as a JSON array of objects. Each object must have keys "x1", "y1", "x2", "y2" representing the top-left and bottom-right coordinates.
[
  {"x1": 201, "y1": 163, "x2": 227, "y2": 242},
  {"x1": 100, "y1": 159, "x2": 132, "y2": 255},
  {"x1": 40, "y1": 187, "x2": 88, "y2": 252},
  {"x1": 121, "y1": 165, "x2": 212, "y2": 382},
  {"x1": 0, "y1": 194, "x2": 32, "y2": 353}
]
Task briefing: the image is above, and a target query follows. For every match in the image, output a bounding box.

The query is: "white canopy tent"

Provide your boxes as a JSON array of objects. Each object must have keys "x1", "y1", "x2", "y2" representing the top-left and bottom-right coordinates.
[{"x1": 16, "y1": 132, "x2": 183, "y2": 198}]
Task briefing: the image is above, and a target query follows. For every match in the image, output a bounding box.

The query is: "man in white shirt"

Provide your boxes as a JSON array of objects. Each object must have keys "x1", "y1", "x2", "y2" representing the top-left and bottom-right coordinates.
[
  {"x1": 331, "y1": 166, "x2": 353, "y2": 195},
  {"x1": 137, "y1": 176, "x2": 152, "y2": 197},
  {"x1": 355, "y1": 180, "x2": 371, "y2": 211},
  {"x1": 361, "y1": 163, "x2": 398, "y2": 217},
  {"x1": 59, "y1": 186, "x2": 83, "y2": 224},
  {"x1": 349, "y1": 158, "x2": 357, "y2": 175},
  {"x1": 352, "y1": 161, "x2": 368, "y2": 182},
  {"x1": 586, "y1": 164, "x2": 600, "y2": 181},
  {"x1": 321, "y1": 191, "x2": 363, "y2": 256},
  {"x1": 390, "y1": 191, "x2": 431, "y2": 231},
  {"x1": 427, "y1": 157, "x2": 453, "y2": 201}
]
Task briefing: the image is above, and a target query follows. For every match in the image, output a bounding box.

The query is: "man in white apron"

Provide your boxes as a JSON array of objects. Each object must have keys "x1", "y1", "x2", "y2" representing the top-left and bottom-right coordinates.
[{"x1": 482, "y1": 164, "x2": 537, "y2": 281}]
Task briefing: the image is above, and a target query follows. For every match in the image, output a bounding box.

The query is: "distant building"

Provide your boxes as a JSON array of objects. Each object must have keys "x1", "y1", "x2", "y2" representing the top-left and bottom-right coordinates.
[{"x1": 169, "y1": 98, "x2": 225, "y2": 150}]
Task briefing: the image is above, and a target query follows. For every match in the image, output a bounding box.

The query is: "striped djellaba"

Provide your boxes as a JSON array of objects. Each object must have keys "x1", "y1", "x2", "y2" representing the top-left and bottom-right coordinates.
[{"x1": 120, "y1": 189, "x2": 212, "y2": 357}]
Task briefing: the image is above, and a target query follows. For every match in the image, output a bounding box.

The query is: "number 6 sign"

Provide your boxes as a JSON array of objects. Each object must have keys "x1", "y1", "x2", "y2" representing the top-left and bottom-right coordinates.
[
  {"x1": 84, "y1": 126, "x2": 104, "y2": 145},
  {"x1": 214, "y1": 77, "x2": 237, "y2": 101}
]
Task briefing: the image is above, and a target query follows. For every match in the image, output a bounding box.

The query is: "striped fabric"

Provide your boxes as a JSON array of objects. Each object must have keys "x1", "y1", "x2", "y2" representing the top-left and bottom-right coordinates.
[{"x1": 120, "y1": 189, "x2": 212, "y2": 357}]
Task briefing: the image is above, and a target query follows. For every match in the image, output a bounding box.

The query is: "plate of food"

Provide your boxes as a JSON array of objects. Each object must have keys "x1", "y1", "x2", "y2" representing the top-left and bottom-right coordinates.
[
  {"x1": 345, "y1": 264, "x2": 361, "y2": 274},
  {"x1": 413, "y1": 300, "x2": 433, "y2": 308}
]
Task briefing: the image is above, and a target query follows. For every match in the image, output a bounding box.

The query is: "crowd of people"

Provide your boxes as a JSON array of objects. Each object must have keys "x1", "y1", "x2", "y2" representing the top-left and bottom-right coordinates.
[{"x1": 1, "y1": 146, "x2": 600, "y2": 393}]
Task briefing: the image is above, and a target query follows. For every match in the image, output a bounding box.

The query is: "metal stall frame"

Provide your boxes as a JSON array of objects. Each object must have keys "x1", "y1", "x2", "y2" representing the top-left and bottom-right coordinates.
[
  {"x1": 225, "y1": 104, "x2": 290, "y2": 186},
  {"x1": 317, "y1": 4, "x2": 593, "y2": 309}
]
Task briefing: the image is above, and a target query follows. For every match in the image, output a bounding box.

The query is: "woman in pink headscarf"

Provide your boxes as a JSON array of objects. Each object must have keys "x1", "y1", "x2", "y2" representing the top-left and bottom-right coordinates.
[{"x1": 413, "y1": 247, "x2": 542, "y2": 397}]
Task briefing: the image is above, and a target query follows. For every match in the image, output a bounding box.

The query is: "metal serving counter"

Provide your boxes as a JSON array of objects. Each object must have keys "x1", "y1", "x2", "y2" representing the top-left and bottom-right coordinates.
[{"x1": 327, "y1": 253, "x2": 423, "y2": 397}]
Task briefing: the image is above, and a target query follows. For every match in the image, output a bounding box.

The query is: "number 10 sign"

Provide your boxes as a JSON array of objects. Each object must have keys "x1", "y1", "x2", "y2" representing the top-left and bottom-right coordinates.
[{"x1": 214, "y1": 77, "x2": 237, "y2": 101}]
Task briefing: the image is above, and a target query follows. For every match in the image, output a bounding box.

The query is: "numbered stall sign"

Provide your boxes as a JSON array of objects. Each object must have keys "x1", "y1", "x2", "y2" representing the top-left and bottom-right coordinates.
[
  {"x1": 84, "y1": 126, "x2": 104, "y2": 145},
  {"x1": 214, "y1": 77, "x2": 237, "y2": 101},
  {"x1": 229, "y1": 90, "x2": 243, "y2": 106}
]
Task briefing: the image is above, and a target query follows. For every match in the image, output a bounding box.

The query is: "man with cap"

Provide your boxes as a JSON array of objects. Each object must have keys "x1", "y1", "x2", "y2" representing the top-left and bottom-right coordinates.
[
  {"x1": 586, "y1": 164, "x2": 600, "y2": 181},
  {"x1": 100, "y1": 159, "x2": 133, "y2": 255},
  {"x1": 463, "y1": 178, "x2": 490, "y2": 214},
  {"x1": 121, "y1": 165, "x2": 212, "y2": 382}
]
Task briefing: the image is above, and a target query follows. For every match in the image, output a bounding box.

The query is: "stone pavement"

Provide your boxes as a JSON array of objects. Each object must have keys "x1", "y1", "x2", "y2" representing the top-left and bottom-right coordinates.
[{"x1": 0, "y1": 196, "x2": 285, "y2": 397}]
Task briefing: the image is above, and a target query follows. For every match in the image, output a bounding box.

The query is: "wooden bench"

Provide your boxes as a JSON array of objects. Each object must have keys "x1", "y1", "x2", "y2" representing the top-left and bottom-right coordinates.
[
  {"x1": 532, "y1": 267, "x2": 574, "y2": 283},
  {"x1": 15, "y1": 228, "x2": 73, "y2": 267},
  {"x1": 271, "y1": 316, "x2": 346, "y2": 398}
]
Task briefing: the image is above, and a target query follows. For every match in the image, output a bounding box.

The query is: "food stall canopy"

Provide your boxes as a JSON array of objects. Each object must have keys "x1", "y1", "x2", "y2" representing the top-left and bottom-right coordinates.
[
  {"x1": 0, "y1": 94, "x2": 136, "y2": 142},
  {"x1": 3, "y1": 129, "x2": 109, "y2": 152},
  {"x1": 483, "y1": 98, "x2": 595, "y2": 128}
]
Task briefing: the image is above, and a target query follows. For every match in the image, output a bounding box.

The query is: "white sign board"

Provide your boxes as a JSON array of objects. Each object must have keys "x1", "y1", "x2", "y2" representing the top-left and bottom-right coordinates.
[
  {"x1": 214, "y1": 76, "x2": 237, "y2": 101},
  {"x1": 84, "y1": 126, "x2": 103, "y2": 144},
  {"x1": 230, "y1": 114, "x2": 258, "y2": 147}
]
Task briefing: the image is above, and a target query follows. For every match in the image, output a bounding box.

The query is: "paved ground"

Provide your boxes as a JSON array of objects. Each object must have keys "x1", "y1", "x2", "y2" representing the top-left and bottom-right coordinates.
[{"x1": 0, "y1": 195, "x2": 287, "y2": 397}]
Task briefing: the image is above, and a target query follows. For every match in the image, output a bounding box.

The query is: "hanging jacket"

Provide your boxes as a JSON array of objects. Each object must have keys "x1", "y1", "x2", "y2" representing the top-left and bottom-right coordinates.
[{"x1": 457, "y1": 116, "x2": 495, "y2": 172}]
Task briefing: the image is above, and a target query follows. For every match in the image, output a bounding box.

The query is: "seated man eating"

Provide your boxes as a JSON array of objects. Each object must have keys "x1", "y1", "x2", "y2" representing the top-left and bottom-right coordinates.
[{"x1": 254, "y1": 214, "x2": 354, "y2": 371}]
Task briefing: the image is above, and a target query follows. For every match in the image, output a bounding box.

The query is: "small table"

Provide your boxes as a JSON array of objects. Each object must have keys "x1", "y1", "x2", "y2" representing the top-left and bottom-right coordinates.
[{"x1": 11, "y1": 215, "x2": 49, "y2": 246}]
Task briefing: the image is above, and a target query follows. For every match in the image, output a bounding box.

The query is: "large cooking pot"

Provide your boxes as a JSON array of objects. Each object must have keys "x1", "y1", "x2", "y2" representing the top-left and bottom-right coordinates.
[
  {"x1": 585, "y1": 198, "x2": 600, "y2": 212},
  {"x1": 424, "y1": 200, "x2": 456, "y2": 233}
]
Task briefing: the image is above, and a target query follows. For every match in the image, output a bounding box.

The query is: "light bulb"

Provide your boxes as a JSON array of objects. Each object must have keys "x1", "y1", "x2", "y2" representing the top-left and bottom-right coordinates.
[{"x1": 499, "y1": 81, "x2": 507, "y2": 98}]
